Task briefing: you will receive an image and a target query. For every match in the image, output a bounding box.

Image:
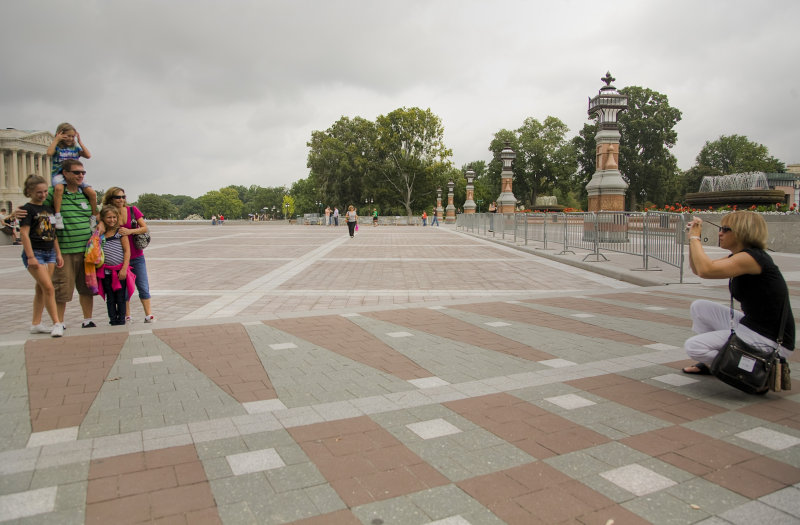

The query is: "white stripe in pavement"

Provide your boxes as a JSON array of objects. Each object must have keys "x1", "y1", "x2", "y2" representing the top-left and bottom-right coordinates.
[
  {"x1": 0, "y1": 486, "x2": 57, "y2": 521},
  {"x1": 181, "y1": 236, "x2": 349, "y2": 320}
]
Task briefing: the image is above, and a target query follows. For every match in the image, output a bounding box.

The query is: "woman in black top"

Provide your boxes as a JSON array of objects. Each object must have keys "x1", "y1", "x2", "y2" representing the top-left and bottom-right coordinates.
[{"x1": 683, "y1": 211, "x2": 794, "y2": 374}]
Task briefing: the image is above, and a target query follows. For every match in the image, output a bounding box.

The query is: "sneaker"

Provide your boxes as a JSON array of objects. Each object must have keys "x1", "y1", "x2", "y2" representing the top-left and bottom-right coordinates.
[
  {"x1": 30, "y1": 324, "x2": 51, "y2": 334},
  {"x1": 51, "y1": 324, "x2": 63, "y2": 337},
  {"x1": 54, "y1": 213, "x2": 64, "y2": 230},
  {"x1": 143, "y1": 315, "x2": 155, "y2": 323},
  {"x1": 125, "y1": 316, "x2": 133, "y2": 324},
  {"x1": 82, "y1": 321, "x2": 97, "y2": 328}
]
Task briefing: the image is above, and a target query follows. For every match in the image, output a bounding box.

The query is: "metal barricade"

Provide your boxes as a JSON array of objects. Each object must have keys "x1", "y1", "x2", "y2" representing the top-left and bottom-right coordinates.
[{"x1": 457, "y1": 211, "x2": 688, "y2": 282}]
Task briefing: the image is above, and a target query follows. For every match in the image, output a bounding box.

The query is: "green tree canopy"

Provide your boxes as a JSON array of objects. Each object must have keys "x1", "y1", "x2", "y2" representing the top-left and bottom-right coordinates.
[
  {"x1": 374, "y1": 107, "x2": 452, "y2": 216},
  {"x1": 198, "y1": 187, "x2": 244, "y2": 219},
  {"x1": 134, "y1": 193, "x2": 177, "y2": 219},
  {"x1": 695, "y1": 134, "x2": 785, "y2": 175}
]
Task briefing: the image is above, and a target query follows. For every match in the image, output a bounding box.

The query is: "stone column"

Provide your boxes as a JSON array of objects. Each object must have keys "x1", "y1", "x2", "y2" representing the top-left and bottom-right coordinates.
[
  {"x1": 0, "y1": 151, "x2": 6, "y2": 189},
  {"x1": 10, "y1": 150, "x2": 19, "y2": 191},
  {"x1": 497, "y1": 142, "x2": 517, "y2": 213},
  {"x1": 436, "y1": 188, "x2": 444, "y2": 220},
  {"x1": 585, "y1": 72, "x2": 628, "y2": 211},
  {"x1": 445, "y1": 179, "x2": 456, "y2": 223},
  {"x1": 463, "y1": 168, "x2": 476, "y2": 213}
]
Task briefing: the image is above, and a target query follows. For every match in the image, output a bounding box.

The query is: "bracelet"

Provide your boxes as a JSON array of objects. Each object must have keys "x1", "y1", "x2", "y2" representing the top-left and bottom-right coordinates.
[{"x1": 689, "y1": 236, "x2": 701, "y2": 241}]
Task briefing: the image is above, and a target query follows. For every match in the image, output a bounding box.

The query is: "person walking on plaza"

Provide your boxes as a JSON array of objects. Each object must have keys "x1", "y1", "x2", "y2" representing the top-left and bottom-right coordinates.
[
  {"x1": 682, "y1": 211, "x2": 794, "y2": 376},
  {"x1": 488, "y1": 201, "x2": 497, "y2": 231},
  {"x1": 46, "y1": 123, "x2": 97, "y2": 230},
  {"x1": 333, "y1": 207, "x2": 339, "y2": 226},
  {"x1": 422, "y1": 210, "x2": 427, "y2": 226},
  {"x1": 431, "y1": 209, "x2": 439, "y2": 227},
  {"x1": 325, "y1": 206, "x2": 331, "y2": 226},
  {"x1": 372, "y1": 208, "x2": 378, "y2": 227},
  {"x1": 346, "y1": 205, "x2": 358, "y2": 238},
  {"x1": 19, "y1": 175, "x2": 64, "y2": 337},
  {"x1": 1, "y1": 208, "x2": 21, "y2": 244},
  {"x1": 103, "y1": 187, "x2": 155, "y2": 324},
  {"x1": 43, "y1": 159, "x2": 96, "y2": 328}
]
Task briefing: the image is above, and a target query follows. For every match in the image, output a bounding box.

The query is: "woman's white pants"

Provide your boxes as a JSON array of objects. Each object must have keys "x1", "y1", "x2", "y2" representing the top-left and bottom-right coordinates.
[{"x1": 684, "y1": 299, "x2": 792, "y2": 365}]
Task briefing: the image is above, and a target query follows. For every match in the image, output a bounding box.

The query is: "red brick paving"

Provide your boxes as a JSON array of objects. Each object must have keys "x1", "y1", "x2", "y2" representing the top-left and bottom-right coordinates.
[
  {"x1": 265, "y1": 315, "x2": 433, "y2": 380},
  {"x1": 567, "y1": 374, "x2": 727, "y2": 424},
  {"x1": 85, "y1": 444, "x2": 220, "y2": 524},
  {"x1": 446, "y1": 393, "x2": 610, "y2": 459},
  {"x1": 458, "y1": 462, "x2": 649, "y2": 525},
  {"x1": 592, "y1": 291, "x2": 696, "y2": 309},
  {"x1": 525, "y1": 296, "x2": 691, "y2": 327},
  {"x1": 25, "y1": 333, "x2": 128, "y2": 432},
  {"x1": 451, "y1": 302, "x2": 655, "y2": 346},
  {"x1": 154, "y1": 323, "x2": 277, "y2": 403},
  {"x1": 366, "y1": 308, "x2": 555, "y2": 361},
  {"x1": 287, "y1": 416, "x2": 449, "y2": 507},
  {"x1": 621, "y1": 426, "x2": 800, "y2": 498}
]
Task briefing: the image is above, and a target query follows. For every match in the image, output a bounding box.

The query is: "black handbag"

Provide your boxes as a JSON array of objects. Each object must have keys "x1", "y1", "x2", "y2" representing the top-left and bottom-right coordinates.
[
  {"x1": 710, "y1": 292, "x2": 789, "y2": 395},
  {"x1": 129, "y1": 207, "x2": 150, "y2": 249}
]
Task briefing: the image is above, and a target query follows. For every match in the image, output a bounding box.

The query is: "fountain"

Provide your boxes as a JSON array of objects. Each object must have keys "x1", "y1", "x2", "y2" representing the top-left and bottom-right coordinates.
[
  {"x1": 531, "y1": 195, "x2": 564, "y2": 212},
  {"x1": 685, "y1": 172, "x2": 785, "y2": 208}
]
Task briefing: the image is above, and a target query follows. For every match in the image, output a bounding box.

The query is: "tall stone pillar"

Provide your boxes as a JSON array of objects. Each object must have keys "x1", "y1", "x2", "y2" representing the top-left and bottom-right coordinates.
[
  {"x1": 585, "y1": 72, "x2": 628, "y2": 211},
  {"x1": 10, "y1": 150, "x2": 19, "y2": 190},
  {"x1": 445, "y1": 180, "x2": 456, "y2": 223},
  {"x1": 497, "y1": 142, "x2": 517, "y2": 213},
  {"x1": 0, "y1": 151, "x2": 6, "y2": 189},
  {"x1": 436, "y1": 188, "x2": 444, "y2": 220},
  {"x1": 463, "y1": 168, "x2": 476, "y2": 213}
]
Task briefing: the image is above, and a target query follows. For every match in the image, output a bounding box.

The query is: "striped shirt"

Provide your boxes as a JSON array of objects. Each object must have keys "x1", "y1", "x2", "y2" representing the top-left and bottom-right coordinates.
[
  {"x1": 43, "y1": 186, "x2": 92, "y2": 254},
  {"x1": 103, "y1": 232, "x2": 125, "y2": 267}
]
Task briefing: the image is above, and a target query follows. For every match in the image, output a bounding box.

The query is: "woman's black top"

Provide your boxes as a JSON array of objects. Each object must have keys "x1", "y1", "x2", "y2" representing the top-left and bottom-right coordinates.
[{"x1": 730, "y1": 248, "x2": 795, "y2": 350}]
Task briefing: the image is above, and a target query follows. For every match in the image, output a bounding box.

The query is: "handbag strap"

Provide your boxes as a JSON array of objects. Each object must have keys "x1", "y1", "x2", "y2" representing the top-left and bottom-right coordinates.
[{"x1": 729, "y1": 279, "x2": 789, "y2": 348}]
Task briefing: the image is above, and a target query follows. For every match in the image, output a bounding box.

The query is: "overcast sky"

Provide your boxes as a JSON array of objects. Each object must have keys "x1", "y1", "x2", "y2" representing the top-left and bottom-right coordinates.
[{"x1": 3, "y1": 0, "x2": 799, "y2": 202}]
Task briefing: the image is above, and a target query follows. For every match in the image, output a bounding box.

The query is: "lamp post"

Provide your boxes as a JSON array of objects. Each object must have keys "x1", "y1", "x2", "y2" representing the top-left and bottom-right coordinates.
[
  {"x1": 464, "y1": 168, "x2": 476, "y2": 214},
  {"x1": 476, "y1": 199, "x2": 483, "y2": 213},
  {"x1": 271, "y1": 206, "x2": 276, "y2": 220},
  {"x1": 284, "y1": 202, "x2": 289, "y2": 220},
  {"x1": 639, "y1": 189, "x2": 647, "y2": 211},
  {"x1": 445, "y1": 179, "x2": 456, "y2": 223}
]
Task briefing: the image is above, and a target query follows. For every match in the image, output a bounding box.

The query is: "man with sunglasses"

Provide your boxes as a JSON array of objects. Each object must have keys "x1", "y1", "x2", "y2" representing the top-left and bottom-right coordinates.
[{"x1": 40, "y1": 159, "x2": 97, "y2": 328}]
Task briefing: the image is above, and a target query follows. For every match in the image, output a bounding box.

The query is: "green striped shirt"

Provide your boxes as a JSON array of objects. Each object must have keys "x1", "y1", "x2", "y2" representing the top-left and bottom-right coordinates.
[{"x1": 44, "y1": 187, "x2": 92, "y2": 254}]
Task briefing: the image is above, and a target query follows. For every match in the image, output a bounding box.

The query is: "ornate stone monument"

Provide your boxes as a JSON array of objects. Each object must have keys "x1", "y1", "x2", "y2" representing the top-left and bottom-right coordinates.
[
  {"x1": 436, "y1": 188, "x2": 444, "y2": 221},
  {"x1": 497, "y1": 142, "x2": 517, "y2": 213},
  {"x1": 463, "y1": 168, "x2": 476, "y2": 214},
  {"x1": 445, "y1": 179, "x2": 456, "y2": 223},
  {"x1": 585, "y1": 72, "x2": 628, "y2": 211},
  {"x1": 0, "y1": 129, "x2": 55, "y2": 211}
]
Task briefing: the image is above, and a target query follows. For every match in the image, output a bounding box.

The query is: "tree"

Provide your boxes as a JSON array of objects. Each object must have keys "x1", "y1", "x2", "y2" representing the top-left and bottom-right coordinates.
[
  {"x1": 574, "y1": 86, "x2": 683, "y2": 208},
  {"x1": 514, "y1": 116, "x2": 577, "y2": 207},
  {"x1": 198, "y1": 188, "x2": 243, "y2": 219},
  {"x1": 307, "y1": 116, "x2": 377, "y2": 210},
  {"x1": 374, "y1": 107, "x2": 453, "y2": 217},
  {"x1": 695, "y1": 134, "x2": 785, "y2": 175},
  {"x1": 134, "y1": 193, "x2": 176, "y2": 219}
]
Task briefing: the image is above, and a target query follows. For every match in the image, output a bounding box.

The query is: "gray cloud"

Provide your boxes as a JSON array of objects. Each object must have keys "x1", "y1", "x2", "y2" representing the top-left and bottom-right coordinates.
[{"x1": 2, "y1": 0, "x2": 798, "y2": 201}]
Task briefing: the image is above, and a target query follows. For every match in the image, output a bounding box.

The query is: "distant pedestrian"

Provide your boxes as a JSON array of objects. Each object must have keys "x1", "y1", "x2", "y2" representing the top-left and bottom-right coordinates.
[
  {"x1": 431, "y1": 209, "x2": 439, "y2": 227},
  {"x1": 325, "y1": 206, "x2": 332, "y2": 226},
  {"x1": 346, "y1": 205, "x2": 358, "y2": 238},
  {"x1": 19, "y1": 175, "x2": 63, "y2": 337},
  {"x1": 422, "y1": 210, "x2": 427, "y2": 226},
  {"x1": 488, "y1": 201, "x2": 497, "y2": 231},
  {"x1": 372, "y1": 208, "x2": 378, "y2": 227},
  {"x1": 333, "y1": 207, "x2": 339, "y2": 226}
]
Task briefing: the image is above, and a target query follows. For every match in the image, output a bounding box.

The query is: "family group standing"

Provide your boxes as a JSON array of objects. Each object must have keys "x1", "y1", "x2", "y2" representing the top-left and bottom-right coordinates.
[{"x1": 15, "y1": 123, "x2": 154, "y2": 336}]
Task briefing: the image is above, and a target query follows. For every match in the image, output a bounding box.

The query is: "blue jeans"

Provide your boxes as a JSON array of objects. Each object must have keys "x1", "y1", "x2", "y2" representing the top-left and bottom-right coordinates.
[
  {"x1": 129, "y1": 255, "x2": 151, "y2": 299},
  {"x1": 22, "y1": 248, "x2": 57, "y2": 267}
]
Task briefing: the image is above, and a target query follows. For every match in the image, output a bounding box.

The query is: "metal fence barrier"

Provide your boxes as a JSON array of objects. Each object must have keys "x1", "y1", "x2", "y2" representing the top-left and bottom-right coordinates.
[{"x1": 457, "y1": 211, "x2": 689, "y2": 283}]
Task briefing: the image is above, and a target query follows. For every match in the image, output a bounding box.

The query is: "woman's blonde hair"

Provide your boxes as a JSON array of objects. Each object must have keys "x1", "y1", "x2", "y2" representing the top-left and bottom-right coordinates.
[
  {"x1": 722, "y1": 210, "x2": 768, "y2": 250},
  {"x1": 103, "y1": 186, "x2": 125, "y2": 206}
]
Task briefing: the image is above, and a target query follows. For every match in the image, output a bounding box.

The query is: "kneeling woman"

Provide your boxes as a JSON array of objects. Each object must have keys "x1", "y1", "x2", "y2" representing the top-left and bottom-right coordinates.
[{"x1": 683, "y1": 211, "x2": 794, "y2": 375}]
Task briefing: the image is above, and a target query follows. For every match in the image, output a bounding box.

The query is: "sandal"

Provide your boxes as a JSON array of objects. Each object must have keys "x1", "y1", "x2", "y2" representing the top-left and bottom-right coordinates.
[{"x1": 682, "y1": 363, "x2": 711, "y2": 375}]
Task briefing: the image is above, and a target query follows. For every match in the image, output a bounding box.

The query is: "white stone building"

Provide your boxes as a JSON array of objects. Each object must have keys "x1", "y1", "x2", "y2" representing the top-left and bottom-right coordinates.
[{"x1": 0, "y1": 128, "x2": 55, "y2": 211}]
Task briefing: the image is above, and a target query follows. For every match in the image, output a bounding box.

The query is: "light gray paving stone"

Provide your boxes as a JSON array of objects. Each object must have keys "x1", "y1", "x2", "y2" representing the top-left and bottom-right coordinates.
[
  {"x1": 719, "y1": 500, "x2": 799, "y2": 525},
  {"x1": 227, "y1": 448, "x2": 285, "y2": 475},
  {"x1": 623, "y1": 490, "x2": 710, "y2": 524},
  {"x1": 760, "y1": 486, "x2": 800, "y2": 517},
  {"x1": 0, "y1": 485, "x2": 57, "y2": 521},
  {"x1": 666, "y1": 477, "x2": 749, "y2": 517}
]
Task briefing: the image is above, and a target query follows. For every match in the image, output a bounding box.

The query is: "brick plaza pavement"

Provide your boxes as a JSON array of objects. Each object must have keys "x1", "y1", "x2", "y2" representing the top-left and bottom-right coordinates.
[{"x1": 1, "y1": 222, "x2": 800, "y2": 524}]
